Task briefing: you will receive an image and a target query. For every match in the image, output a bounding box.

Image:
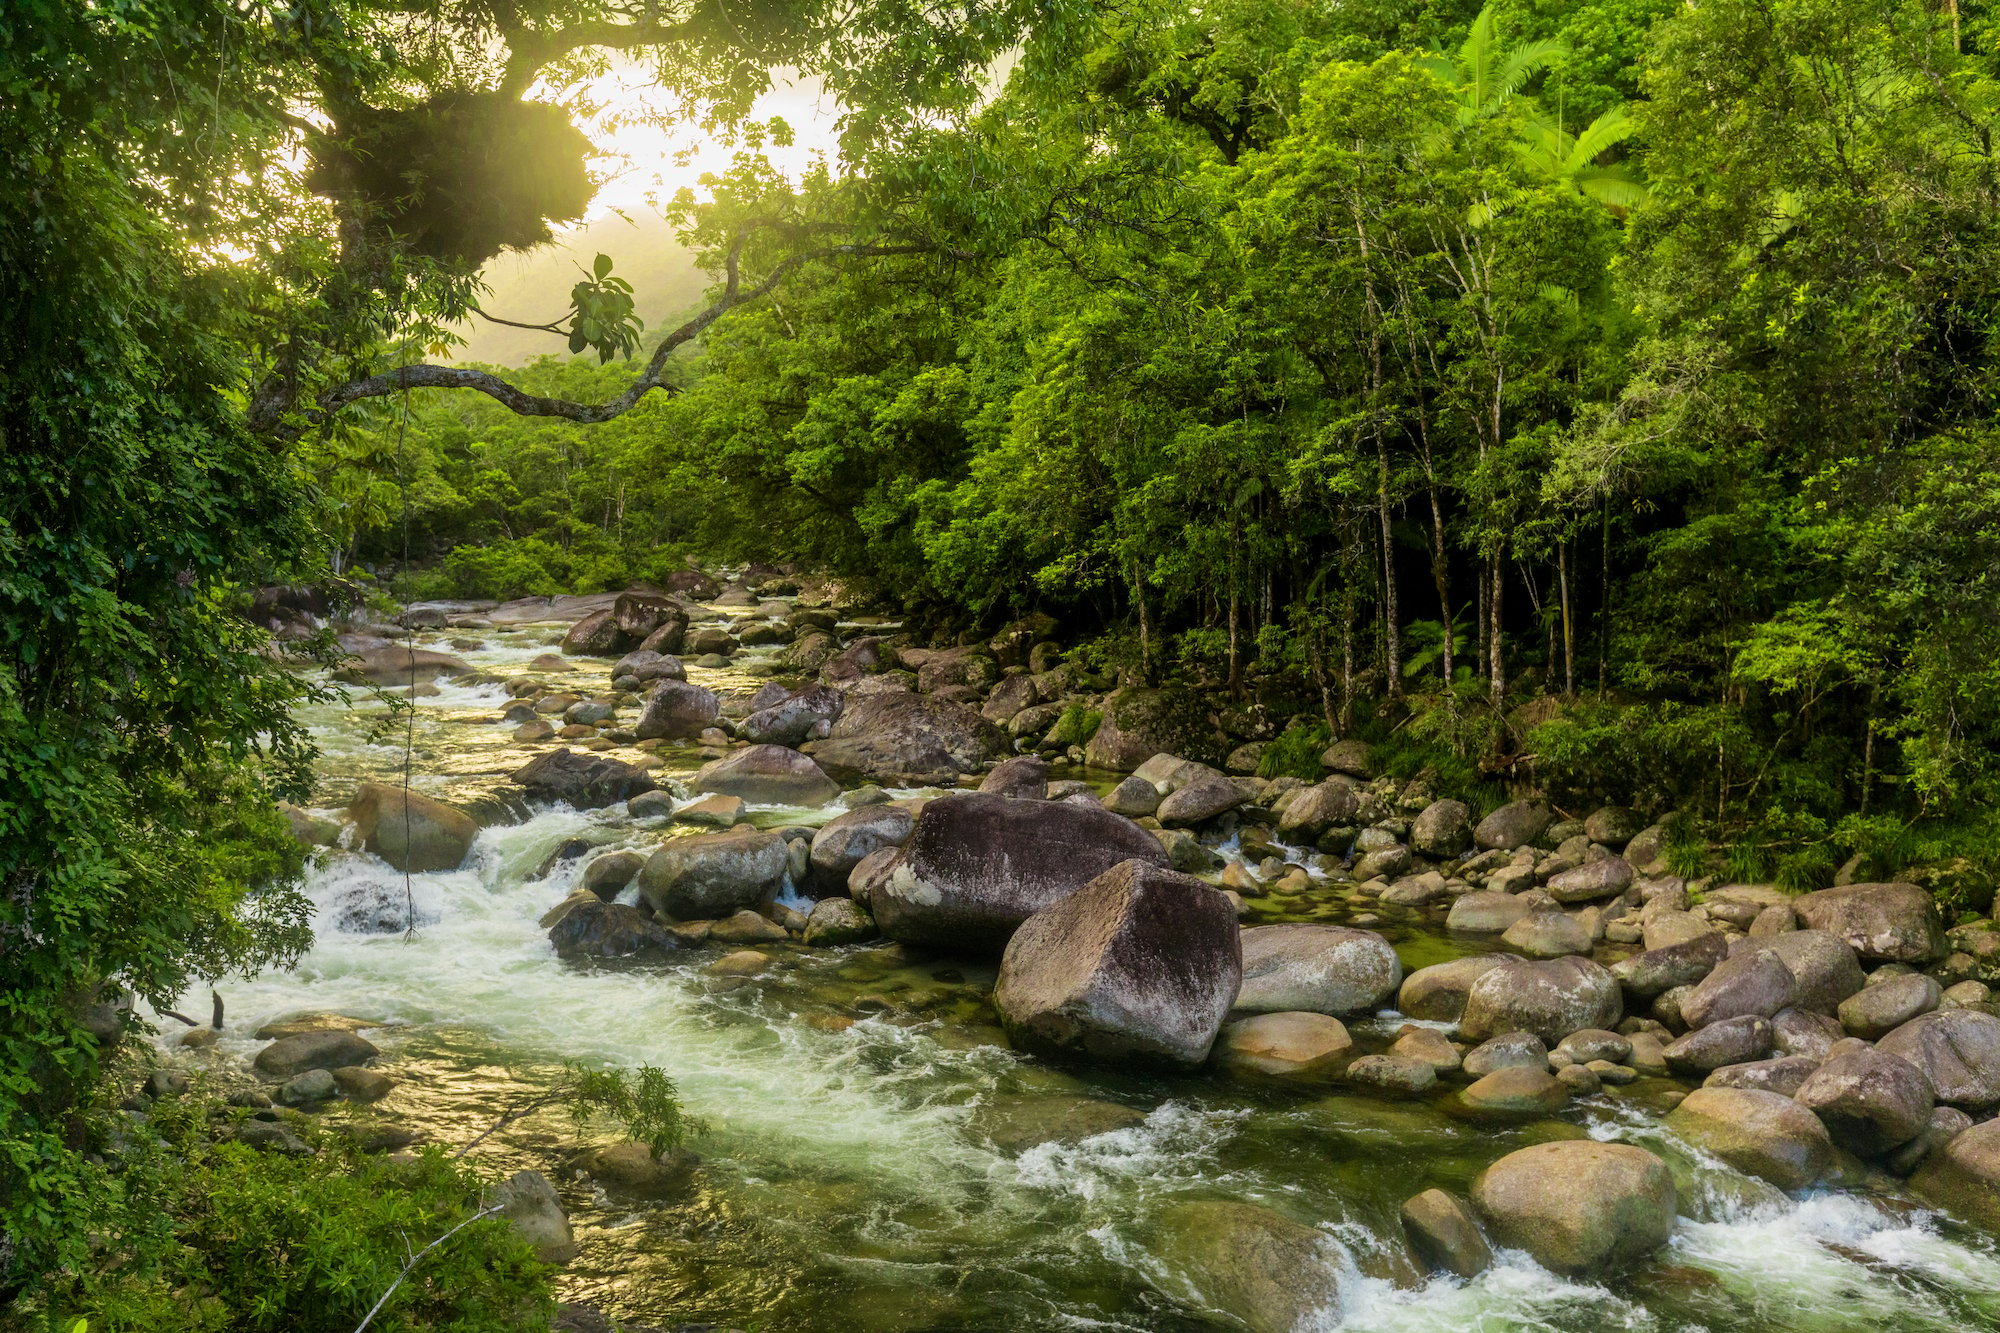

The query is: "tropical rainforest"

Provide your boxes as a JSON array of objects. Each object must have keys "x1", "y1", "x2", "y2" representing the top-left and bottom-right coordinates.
[{"x1": 4, "y1": 0, "x2": 2000, "y2": 1329}]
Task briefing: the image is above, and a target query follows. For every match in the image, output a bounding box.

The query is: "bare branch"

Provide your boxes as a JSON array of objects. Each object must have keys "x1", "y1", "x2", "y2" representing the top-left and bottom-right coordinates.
[
  {"x1": 471, "y1": 304, "x2": 569, "y2": 334},
  {"x1": 309, "y1": 243, "x2": 965, "y2": 426},
  {"x1": 499, "y1": 16, "x2": 704, "y2": 98},
  {"x1": 352, "y1": 1198, "x2": 505, "y2": 1333}
]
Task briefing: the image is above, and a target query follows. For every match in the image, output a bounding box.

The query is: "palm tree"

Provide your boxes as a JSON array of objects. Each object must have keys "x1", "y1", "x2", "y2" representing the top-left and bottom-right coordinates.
[
  {"x1": 1516, "y1": 104, "x2": 1650, "y2": 212},
  {"x1": 1418, "y1": 2, "x2": 1569, "y2": 125}
]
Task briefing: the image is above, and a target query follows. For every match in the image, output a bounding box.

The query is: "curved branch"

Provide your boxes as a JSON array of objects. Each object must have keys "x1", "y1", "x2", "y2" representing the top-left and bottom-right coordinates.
[
  {"x1": 471, "y1": 304, "x2": 569, "y2": 334},
  {"x1": 311, "y1": 243, "x2": 964, "y2": 426},
  {"x1": 499, "y1": 15, "x2": 705, "y2": 97}
]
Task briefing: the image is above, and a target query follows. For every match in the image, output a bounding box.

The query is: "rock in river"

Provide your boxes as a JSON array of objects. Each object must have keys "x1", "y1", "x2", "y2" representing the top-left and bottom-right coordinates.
[
  {"x1": 1794, "y1": 1046, "x2": 1936, "y2": 1154},
  {"x1": 1082, "y1": 688, "x2": 1223, "y2": 771},
  {"x1": 1397, "y1": 956, "x2": 1510, "y2": 1023},
  {"x1": 509, "y1": 748, "x2": 657, "y2": 809},
  {"x1": 1155, "y1": 1200, "x2": 1344, "y2": 1333},
  {"x1": 1791, "y1": 882, "x2": 1946, "y2": 963},
  {"x1": 1213, "y1": 1012, "x2": 1354, "y2": 1080},
  {"x1": 692, "y1": 744, "x2": 839, "y2": 807},
  {"x1": 871, "y1": 792, "x2": 1169, "y2": 952},
  {"x1": 1458, "y1": 956, "x2": 1623, "y2": 1044},
  {"x1": 255, "y1": 1030, "x2": 380, "y2": 1079},
  {"x1": 639, "y1": 827, "x2": 788, "y2": 920},
  {"x1": 807, "y1": 803, "x2": 915, "y2": 892},
  {"x1": 1471, "y1": 1141, "x2": 1676, "y2": 1274},
  {"x1": 1874, "y1": 1009, "x2": 2000, "y2": 1110},
  {"x1": 994, "y1": 859, "x2": 1240, "y2": 1069},
  {"x1": 1666, "y1": 1086, "x2": 1835, "y2": 1191},
  {"x1": 810, "y1": 693, "x2": 1006, "y2": 786},
  {"x1": 345, "y1": 781, "x2": 476, "y2": 873},
  {"x1": 1234, "y1": 924, "x2": 1402, "y2": 1017},
  {"x1": 547, "y1": 900, "x2": 684, "y2": 960},
  {"x1": 1910, "y1": 1117, "x2": 2000, "y2": 1230}
]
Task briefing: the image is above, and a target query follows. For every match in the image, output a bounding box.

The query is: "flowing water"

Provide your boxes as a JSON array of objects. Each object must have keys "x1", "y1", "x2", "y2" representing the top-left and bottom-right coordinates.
[{"x1": 155, "y1": 612, "x2": 2000, "y2": 1333}]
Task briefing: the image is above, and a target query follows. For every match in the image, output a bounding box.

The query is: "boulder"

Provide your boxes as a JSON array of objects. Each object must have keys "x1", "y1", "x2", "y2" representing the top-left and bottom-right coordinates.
[
  {"x1": 332, "y1": 1066, "x2": 394, "y2": 1102},
  {"x1": 1502, "y1": 911, "x2": 1593, "y2": 958},
  {"x1": 1471, "y1": 1142, "x2": 1676, "y2": 1274},
  {"x1": 576, "y1": 1142, "x2": 699, "y2": 1200},
  {"x1": 1666, "y1": 1086, "x2": 1834, "y2": 1191},
  {"x1": 1611, "y1": 932, "x2": 1729, "y2": 1000},
  {"x1": 819, "y1": 634, "x2": 895, "y2": 687},
  {"x1": 993, "y1": 859, "x2": 1241, "y2": 1069},
  {"x1": 1874, "y1": 1009, "x2": 2000, "y2": 1109},
  {"x1": 1214, "y1": 1012, "x2": 1353, "y2": 1080},
  {"x1": 509, "y1": 749, "x2": 657, "y2": 809},
  {"x1": 1275, "y1": 780, "x2": 1360, "y2": 841},
  {"x1": 1838, "y1": 973, "x2": 1941, "y2": 1040},
  {"x1": 1156, "y1": 773, "x2": 1248, "y2": 827},
  {"x1": 634, "y1": 681, "x2": 721, "y2": 741},
  {"x1": 1234, "y1": 924, "x2": 1402, "y2": 1016},
  {"x1": 692, "y1": 744, "x2": 839, "y2": 807},
  {"x1": 1401, "y1": 1190, "x2": 1493, "y2": 1280},
  {"x1": 1794, "y1": 1046, "x2": 1936, "y2": 1154},
  {"x1": 1474, "y1": 801, "x2": 1554, "y2": 852},
  {"x1": 968, "y1": 1093, "x2": 1146, "y2": 1154},
  {"x1": 1409, "y1": 799, "x2": 1472, "y2": 858},
  {"x1": 638, "y1": 827, "x2": 788, "y2": 920},
  {"x1": 980, "y1": 673, "x2": 1040, "y2": 724},
  {"x1": 1155, "y1": 1201, "x2": 1344, "y2": 1333},
  {"x1": 1909, "y1": 1116, "x2": 2000, "y2": 1229},
  {"x1": 811, "y1": 693, "x2": 1006, "y2": 786},
  {"x1": 1458, "y1": 957, "x2": 1623, "y2": 1044},
  {"x1": 1771, "y1": 1005, "x2": 1846, "y2": 1061},
  {"x1": 1681, "y1": 949, "x2": 1797, "y2": 1029},
  {"x1": 709, "y1": 908, "x2": 787, "y2": 944},
  {"x1": 1545, "y1": 857, "x2": 1636, "y2": 904},
  {"x1": 1462, "y1": 1032, "x2": 1549, "y2": 1079},
  {"x1": 871, "y1": 792, "x2": 1169, "y2": 951},
  {"x1": 610, "y1": 648, "x2": 685, "y2": 686},
  {"x1": 977, "y1": 754, "x2": 1049, "y2": 800},
  {"x1": 333, "y1": 646, "x2": 470, "y2": 687},
  {"x1": 547, "y1": 900, "x2": 684, "y2": 959},
  {"x1": 1346, "y1": 1054, "x2": 1438, "y2": 1094},
  {"x1": 1447, "y1": 891, "x2": 1531, "y2": 934},
  {"x1": 496, "y1": 1170, "x2": 578, "y2": 1264},
  {"x1": 345, "y1": 782, "x2": 477, "y2": 873},
  {"x1": 1083, "y1": 688, "x2": 1222, "y2": 770},
  {"x1": 741, "y1": 684, "x2": 845, "y2": 747},
  {"x1": 255, "y1": 1030, "x2": 380, "y2": 1079},
  {"x1": 1663, "y1": 1016, "x2": 1773, "y2": 1074},
  {"x1": 1459, "y1": 1066, "x2": 1568, "y2": 1116},
  {"x1": 560, "y1": 610, "x2": 624, "y2": 656},
  {"x1": 1758, "y1": 930, "x2": 1866, "y2": 1013},
  {"x1": 807, "y1": 804, "x2": 915, "y2": 892},
  {"x1": 1102, "y1": 774, "x2": 1162, "y2": 818},
  {"x1": 1397, "y1": 956, "x2": 1510, "y2": 1022},
  {"x1": 1583, "y1": 806, "x2": 1644, "y2": 848},
  {"x1": 802, "y1": 896, "x2": 877, "y2": 946},
  {"x1": 1791, "y1": 882, "x2": 1946, "y2": 963},
  {"x1": 1703, "y1": 1056, "x2": 1819, "y2": 1098}
]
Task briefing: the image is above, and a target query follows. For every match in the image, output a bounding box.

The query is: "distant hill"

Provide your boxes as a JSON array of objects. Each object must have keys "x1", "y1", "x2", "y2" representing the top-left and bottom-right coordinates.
[{"x1": 452, "y1": 211, "x2": 709, "y2": 367}]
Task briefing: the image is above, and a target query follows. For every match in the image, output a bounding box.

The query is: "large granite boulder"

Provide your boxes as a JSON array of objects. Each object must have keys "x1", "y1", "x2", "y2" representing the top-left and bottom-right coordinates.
[
  {"x1": 638, "y1": 827, "x2": 788, "y2": 920},
  {"x1": 634, "y1": 680, "x2": 720, "y2": 740},
  {"x1": 1474, "y1": 801, "x2": 1554, "y2": 851},
  {"x1": 1082, "y1": 687, "x2": 1222, "y2": 770},
  {"x1": 1156, "y1": 773, "x2": 1248, "y2": 827},
  {"x1": 977, "y1": 754, "x2": 1049, "y2": 799},
  {"x1": 1839, "y1": 973, "x2": 1941, "y2": 1040},
  {"x1": 333, "y1": 646, "x2": 470, "y2": 687},
  {"x1": 1794, "y1": 1046, "x2": 1937, "y2": 1154},
  {"x1": 1458, "y1": 956, "x2": 1623, "y2": 1044},
  {"x1": 255, "y1": 1030, "x2": 379, "y2": 1079},
  {"x1": 810, "y1": 693, "x2": 1005, "y2": 786},
  {"x1": 1155, "y1": 1201, "x2": 1345, "y2": 1333},
  {"x1": 740, "y1": 684, "x2": 845, "y2": 746},
  {"x1": 807, "y1": 803, "x2": 916, "y2": 892},
  {"x1": 1611, "y1": 932, "x2": 1728, "y2": 1000},
  {"x1": 1410, "y1": 800, "x2": 1472, "y2": 858},
  {"x1": 994, "y1": 859, "x2": 1240, "y2": 1068},
  {"x1": 1397, "y1": 956, "x2": 1511, "y2": 1022},
  {"x1": 692, "y1": 744, "x2": 839, "y2": 807},
  {"x1": 1471, "y1": 1142, "x2": 1676, "y2": 1274},
  {"x1": 1545, "y1": 857, "x2": 1636, "y2": 903},
  {"x1": 1758, "y1": 930, "x2": 1866, "y2": 1013},
  {"x1": 547, "y1": 900, "x2": 684, "y2": 960},
  {"x1": 1234, "y1": 924, "x2": 1402, "y2": 1017},
  {"x1": 1213, "y1": 1012, "x2": 1354, "y2": 1080},
  {"x1": 496, "y1": 1170, "x2": 577, "y2": 1264},
  {"x1": 1875, "y1": 1009, "x2": 2000, "y2": 1110},
  {"x1": 1663, "y1": 1015, "x2": 1774, "y2": 1074},
  {"x1": 871, "y1": 792, "x2": 1169, "y2": 951},
  {"x1": 1791, "y1": 882, "x2": 1946, "y2": 962},
  {"x1": 1910, "y1": 1116, "x2": 2000, "y2": 1230},
  {"x1": 1665, "y1": 1086, "x2": 1834, "y2": 1191},
  {"x1": 1681, "y1": 949, "x2": 1797, "y2": 1029},
  {"x1": 345, "y1": 782, "x2": 477, "y2": 873},
  {"x1": 509, "y1": 749, "x2": 657, "y2": 809},
  {"x1": 1274, "y1": 779, "x2": 1360, "y2": 841}
]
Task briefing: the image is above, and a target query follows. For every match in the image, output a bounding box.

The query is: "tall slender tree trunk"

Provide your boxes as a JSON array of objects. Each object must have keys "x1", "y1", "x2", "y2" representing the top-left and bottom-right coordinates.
[
  {"x1": 1598, "y1": 496, "x2": 1610, "y2": 695},
  {"x1": 1426, "y1": 480, "x2": 1452, "y2": 685},
  {"x1": 1131, "y1": 556, "x2": 1156, "y2": 685},
  {"x1": 1559, "y1": 539, "x2": 1575, "y2": 699},
  {"x1": 1341, "y1": 596, "x2": 1357, "y2": 735},
  {"x1": 1488, "y1": 550, "x2": 1505, "y2": 704},
  {"x1": 1379, "y1": 437, "x2": 1401, "y2": 698}
]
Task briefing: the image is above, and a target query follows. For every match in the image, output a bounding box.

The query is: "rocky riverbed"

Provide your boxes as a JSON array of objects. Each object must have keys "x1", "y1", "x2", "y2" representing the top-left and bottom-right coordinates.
[{"x1": 146, "y1": 573, "x2": 2000, "y2": 1332}]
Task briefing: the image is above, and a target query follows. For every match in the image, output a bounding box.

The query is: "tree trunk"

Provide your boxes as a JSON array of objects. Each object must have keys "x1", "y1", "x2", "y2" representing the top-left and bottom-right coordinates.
[
  {"x1": 1559, "y1": 539, "x2": 1575, "y2": 699},
  {"x1": 1488, "y1": 550, "x2": 1505, "y2": 704},
  {"x1": 1426, "y1": 480, "x2": 1452, "y2": 685},
  {"x1": 1131, "y1": 557, "x2": 1156, "y2": 685},
  {"x1": 1378, "y1": 436, "x2": 1401, "y2": 697},
  {"x1": 1598, "y1": 496, "x2": 1610, "y2": 695}
]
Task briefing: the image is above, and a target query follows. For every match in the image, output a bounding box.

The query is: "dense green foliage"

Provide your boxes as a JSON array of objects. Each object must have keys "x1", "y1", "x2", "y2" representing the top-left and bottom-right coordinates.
[
  {"x1": 344, "y1": 0, "x2": 2000, "y2": 895},
  {"x1": 0, "y1": 0, "x2": 1038, "y2": 1319}
]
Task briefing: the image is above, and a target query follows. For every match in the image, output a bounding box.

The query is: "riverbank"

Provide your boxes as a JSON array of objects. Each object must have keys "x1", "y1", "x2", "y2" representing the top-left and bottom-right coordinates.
[{"x1": 146, "y1": 570, "x2": 2000, "y2": 1332}]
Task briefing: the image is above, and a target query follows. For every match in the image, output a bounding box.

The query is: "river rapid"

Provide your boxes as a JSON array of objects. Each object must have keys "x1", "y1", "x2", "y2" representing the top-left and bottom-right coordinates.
[{"x1": 154, "y1": 605, "x2": 2000, "y2": 1333}]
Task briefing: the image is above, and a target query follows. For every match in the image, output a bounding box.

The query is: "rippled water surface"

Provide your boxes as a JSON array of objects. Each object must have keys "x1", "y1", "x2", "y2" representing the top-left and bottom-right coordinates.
[{"x1": 159, "y1": 616, "x2": 2000, "y2": 1332}]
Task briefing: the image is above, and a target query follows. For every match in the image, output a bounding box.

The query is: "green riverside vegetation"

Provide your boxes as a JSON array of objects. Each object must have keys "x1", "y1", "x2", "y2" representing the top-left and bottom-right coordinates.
[{"x1": 4, "y1": 0, "x2": 1999, "y2": 1327}]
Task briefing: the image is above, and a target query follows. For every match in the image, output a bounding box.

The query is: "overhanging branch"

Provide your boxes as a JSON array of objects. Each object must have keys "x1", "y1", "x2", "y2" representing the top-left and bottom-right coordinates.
[{"x1": 307, "y1": 242, "x2": 966, "y2": 426}]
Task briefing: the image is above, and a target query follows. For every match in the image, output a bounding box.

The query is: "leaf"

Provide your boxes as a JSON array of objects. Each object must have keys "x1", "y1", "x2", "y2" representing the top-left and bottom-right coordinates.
[{"x1": 593, "y1": 253, "x2": 613, "y2": 280}]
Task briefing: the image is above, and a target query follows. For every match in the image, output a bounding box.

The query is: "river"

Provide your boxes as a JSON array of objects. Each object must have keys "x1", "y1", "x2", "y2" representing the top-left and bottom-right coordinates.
[{"x1": 156, "y1": 606, "x2": 2000, "y2": 1332}]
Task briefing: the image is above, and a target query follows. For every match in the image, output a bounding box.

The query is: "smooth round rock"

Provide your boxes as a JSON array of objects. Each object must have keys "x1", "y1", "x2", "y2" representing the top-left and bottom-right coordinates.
[
  {"x1": 1471, "y1": 1142, "x2": 1676, "y2": 1273},
  {"x1": 1666, "y1": 1086, "x2": 1834, "y2": 1191},
  {"x1": 1215, "y1": 1012, "x2": 1354, "y2": 1081}
]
